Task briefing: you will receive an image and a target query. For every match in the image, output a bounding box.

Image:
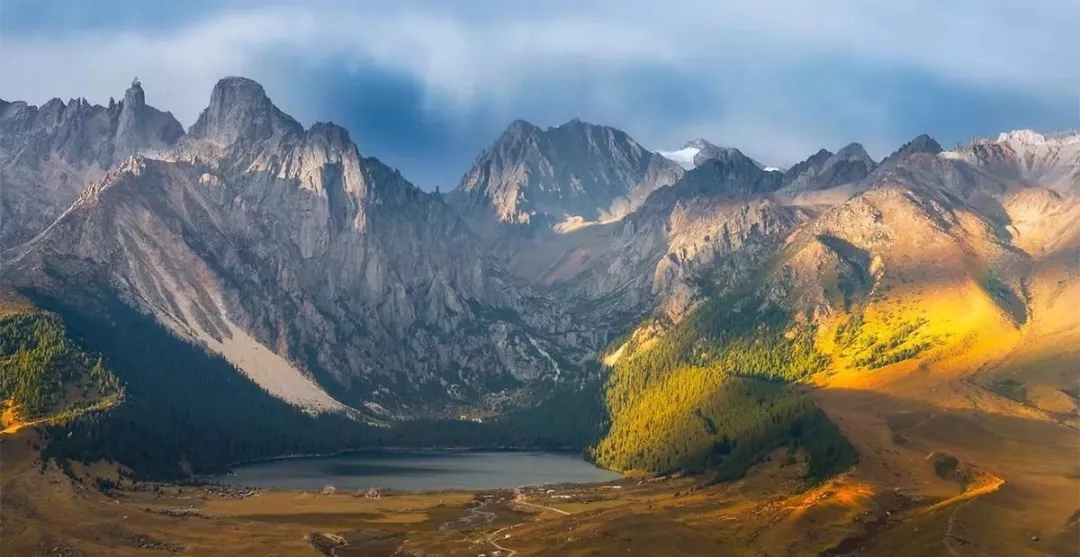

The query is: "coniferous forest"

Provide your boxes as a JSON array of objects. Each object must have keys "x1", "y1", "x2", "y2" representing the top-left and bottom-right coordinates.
[
  {"x1": 592, "y1": 293, "x2": 857, "y2": 480},
  {"x1": 6, "y1": 280, "x2": 854, "y2": 483},
  {"x1": 18, "y1": 287, "x2": 604, "y2": 479},
  {"x1": 0, "y1": 311, "x2": 123, "y2": 421}
]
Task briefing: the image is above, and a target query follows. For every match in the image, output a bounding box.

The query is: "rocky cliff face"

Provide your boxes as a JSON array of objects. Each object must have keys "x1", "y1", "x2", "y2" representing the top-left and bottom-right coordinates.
[
  {"x1": 449, "y1": 119, "x2": 684, "y2": 233},
  {"x1": 3, "y1": 74, "x2": 1077, "y2": 425},
  {"x1": 503, "y1": 129, "x2": 1078, "y2": 354},
  {"x1": 497, "y1": 148, "x2": 799, "y2": 326},
  {"x1": 0, "y1": 80, "x2": 182, "y2": 249},
  {"x1": 941, "y1": 130, "x2": 1080, "y2": 194},
  {"x1": 781, "y1": 143, "x2": 876, "y2": 193},
  {"x1": 3, "y1": 78, "x2": 594, "y2": 418}
]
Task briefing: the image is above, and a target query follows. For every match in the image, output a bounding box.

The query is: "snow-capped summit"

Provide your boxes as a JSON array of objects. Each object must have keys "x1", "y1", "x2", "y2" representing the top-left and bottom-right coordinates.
[
  {"x1": 659, "y1": 138, "x2": 778, "y2": 171},
  {"x1": 657, "y1": 144, "x2": 702, "y2": 170}
]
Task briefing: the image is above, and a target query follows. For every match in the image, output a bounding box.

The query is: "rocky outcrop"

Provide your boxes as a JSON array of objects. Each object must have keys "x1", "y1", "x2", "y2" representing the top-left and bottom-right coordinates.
[
  {"x1": 4, "y1": 78, "x2": 597, "y2": 418},
  {"x1": 881, "y1": 134, "x2": 943, "y2": 166},
  {"x1": 941, "y1": 130, "x2": 1080, "y2": 193},
  {"x1": 113, "y1": 79, "x2": 185, "y2": 156},
  {"x1": 449, "y1": 118, "x2": 684, "y2": 232},
  {"x1": 781, "y1": 143, "x2": 877, "y2": 193},
  {"x1": 3, "y1": 73, "x2": 1077, "y2": 424},
  {"x1": 0, "y1": 79, "x2": 182, "y2": 249},
  {"x1": 186, "y1": 76, "x2": 303, "y2": 150}
]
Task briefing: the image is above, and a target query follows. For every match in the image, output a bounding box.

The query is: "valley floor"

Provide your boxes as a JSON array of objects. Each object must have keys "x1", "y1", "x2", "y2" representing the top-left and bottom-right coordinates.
[{"x1": 3, "y1": 373, "x2": 1077, "y2": 557}]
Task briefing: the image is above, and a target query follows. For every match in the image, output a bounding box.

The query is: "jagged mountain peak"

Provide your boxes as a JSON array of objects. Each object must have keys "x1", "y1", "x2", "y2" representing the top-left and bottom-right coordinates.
[
  {"x1": 0, "y1": 80, "x2": 184, "y2": 248},
  {"x1": 941, "y1": 129, "x2": 1080, "y2": 192},
  {"x1": 123, "y1": 78, "x2": 146, "y2": 108},
  {"x1": 684, "y1": 138, "x2": 716, "y2": 149},
  {"x1": 658, "y1": 149, "x2": 782, "y2": 200},
  {"x1": 306, "y1": 121, "x2": 355, "y2": 150},
  {"x1": 884, "y1": 134, "x2": 943, "y2": 164},
  {"x1": 483, "y1": 118, "x2": 543, "y2": 151},
  {"x1": 502, "y1": 118, "x2": 541, "y2": 137},
  {"x1": 547, "y1": 118, "x2": 630, "y2": 140},
  {"x1": 833, "y1": 142, "x2": 873, "y2": 162},
  {"x1": 947, "y1": 129, "x2": 1080, "y2": 155},
  {"x1": 114, "y1": 78, "x2": 184, "y2": 156},
  {"x1": 993, "y1": 128, "x2": 1080, "y2": 146},
  {"x1": 558, "y1": 117, "x2": 586, "y2": 128},
  {"x1": 696, "y1": 145, "x2": 758, "y2": 169},
  {"x1": 659, "y1": 138, "x2": 776, "y2": 171},
  {"x1": 780, "y1": 143, "x2": 876, "y2": 193},
  {"x1": 451, "y1": 118, "x2": 683, "y2": 227},
  {"x1": 821, "y1": 142, "x2": 875, "y2": 174},
  {"x1": 187, "y1": 76, "x2": 303, "y2": 146},
  {"x1": 39, "y1": 96, "x2": 67, "y2": 113}
]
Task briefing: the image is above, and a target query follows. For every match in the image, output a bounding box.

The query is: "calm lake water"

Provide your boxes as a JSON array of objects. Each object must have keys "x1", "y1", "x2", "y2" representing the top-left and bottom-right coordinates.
[{"x1": 217, "y1": 450, "x2": 621, "y2": 491}]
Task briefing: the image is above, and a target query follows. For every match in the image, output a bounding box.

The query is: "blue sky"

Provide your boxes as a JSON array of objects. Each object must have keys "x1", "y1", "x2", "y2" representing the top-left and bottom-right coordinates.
[{"x1": 2, "y1": 0, "x2": 1077, "y2": 189}]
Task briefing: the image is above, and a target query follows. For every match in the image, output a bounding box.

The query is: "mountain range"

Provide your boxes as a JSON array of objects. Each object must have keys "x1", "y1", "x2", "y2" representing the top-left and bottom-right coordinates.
[{"x1": 1, "y1": 77, "x2": 1078, "y2": 496}]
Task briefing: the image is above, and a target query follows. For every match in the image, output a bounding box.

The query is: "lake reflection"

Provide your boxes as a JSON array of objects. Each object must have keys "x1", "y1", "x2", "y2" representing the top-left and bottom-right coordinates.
[{"x1": 217, "y1": 450, "x2": 621, "y2": 491}]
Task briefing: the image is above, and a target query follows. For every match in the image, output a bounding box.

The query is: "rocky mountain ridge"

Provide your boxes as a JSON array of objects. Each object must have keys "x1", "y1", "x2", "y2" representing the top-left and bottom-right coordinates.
[
  {"x1": 2, "y1": 75, "x2": 1077, "y2": 427},
  {"x1": 0, "y1": 79, "x2": 183, "y2": 248},
  {"x1": 448, "y1": 118, "x2": 685, "y2": 235},
  {"x1": 658, "y1": 138, "x2": 778, "y2": 171},
  {"x1": 3, "y1": 78, "x2": 598, "y2": 419}
]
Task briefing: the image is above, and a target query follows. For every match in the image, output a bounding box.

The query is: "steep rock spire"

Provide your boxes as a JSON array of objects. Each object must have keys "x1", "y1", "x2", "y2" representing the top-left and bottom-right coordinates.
[
  {"x1": 113, "y1": 78, "x2": 184, "y2": 156},
  {"x1": 188, "y1": 76, "x2": 303, "y2": 147}
]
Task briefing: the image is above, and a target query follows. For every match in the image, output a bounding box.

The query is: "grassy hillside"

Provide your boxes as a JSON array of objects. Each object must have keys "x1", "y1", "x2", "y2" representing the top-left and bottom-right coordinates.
[
  {"x1": 593, "y1": 294, "x2": 857, "y2": 480},
  {"x1": 0, "y1": 303, "x2": 123, "y2": 432}
]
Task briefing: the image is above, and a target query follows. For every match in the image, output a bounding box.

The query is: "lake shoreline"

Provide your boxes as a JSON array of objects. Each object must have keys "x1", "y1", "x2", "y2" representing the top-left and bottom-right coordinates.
[
  {"x1": 212, "y1": 450, "x2": 623, "y2": 492},
  {"x1": 222, "y1": 445, "x2": 595, "y2": 470}
]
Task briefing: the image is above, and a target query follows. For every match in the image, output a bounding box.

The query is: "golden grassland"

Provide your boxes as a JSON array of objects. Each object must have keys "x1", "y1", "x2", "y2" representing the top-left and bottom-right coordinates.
[{"x1": 3, "y1": 384, "x2": 1077, "y2": 557}]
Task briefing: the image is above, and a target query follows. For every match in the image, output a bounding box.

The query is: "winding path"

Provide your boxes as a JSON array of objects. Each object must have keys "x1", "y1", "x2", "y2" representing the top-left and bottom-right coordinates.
[
  {"x1": 488, "y1": 524, "x2": 520, "y2": 557},
  {"x1": 943, "y1": 499, "x2": 974, "y2": 557},
  {"x1": 485, "y1": 492, "x2": 573, "y2": 556},
  {"x1": 511, "y1": 494, "x2": 571, "y2": 516}
]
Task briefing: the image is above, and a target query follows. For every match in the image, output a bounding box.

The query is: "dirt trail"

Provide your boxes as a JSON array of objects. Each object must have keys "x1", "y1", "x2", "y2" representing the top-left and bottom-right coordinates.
[
  {"x1": 488, "y1": 524, "x2": 521, "y2": 557},
  {"x1": 511, "y1": 493, "x2": 571, "y2": 516},
  {"x1": 485, "y1": 492, "x2": 574, "y2": 556}
]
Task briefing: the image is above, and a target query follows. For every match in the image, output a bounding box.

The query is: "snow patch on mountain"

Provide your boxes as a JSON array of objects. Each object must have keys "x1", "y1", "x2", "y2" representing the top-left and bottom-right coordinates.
[{"x1": 658, "y1": 146, "x2": 701, "y2": 170}]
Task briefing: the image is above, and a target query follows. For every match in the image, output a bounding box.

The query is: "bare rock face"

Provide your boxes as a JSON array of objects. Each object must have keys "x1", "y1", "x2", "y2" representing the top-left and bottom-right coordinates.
[
  {"x1": 499, "y1": 152, "x2": 799, "y2": 326},
  {"x1": 3, "y1": 72, "x2": 1078, "y2": 425},
  {"x1": 114, "y1": 79, "x2": 185, "y2": 157},
  {"x1": 187, "y1": 77, "x2": 303, "y2": 149},
  {"x1": 449, "y1": 118, "x2": 684, "y2": 233},
  {"x1": 781, "y1": 143, "x2": 876, "y2": 193},
  {"x1": 0, "y1": 80, "x2": 182, "y2": 249},
  {"x1": 881, "y1": 134, "x2": 943, "y2": 166},
  {"x1": 4, "y1": 78, "x2": 591, "y2": 418},
  {"x1": 941, "y1": 130, "x2": 1080, "y2": 194}
]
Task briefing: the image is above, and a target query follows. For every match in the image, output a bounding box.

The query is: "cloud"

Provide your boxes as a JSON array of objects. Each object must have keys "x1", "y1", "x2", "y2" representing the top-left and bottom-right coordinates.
[{"x1": 2, "y1": 0, "x2": 1076, "y2": 187}]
